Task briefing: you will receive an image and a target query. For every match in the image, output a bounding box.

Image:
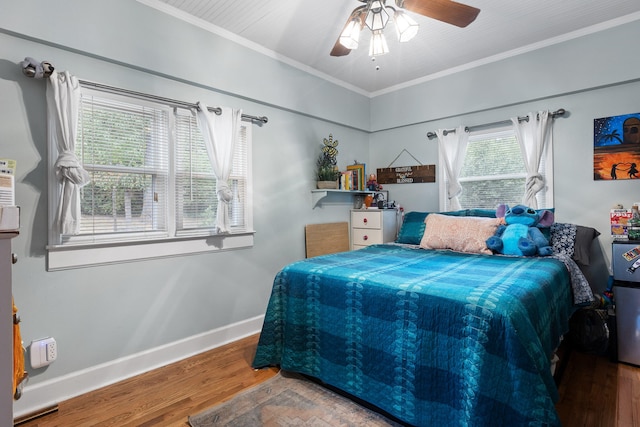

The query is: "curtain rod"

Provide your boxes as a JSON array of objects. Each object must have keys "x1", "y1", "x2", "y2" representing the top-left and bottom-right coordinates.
[
  {"x1": 19, "y1": 56, "x2": 268, "y2": 124},
  {"x1": 425, "y1": 108, "x2": 565, "y2": 139},
  {"x1": 78, "y1": 80, "x2": 268, "y2": 124}
]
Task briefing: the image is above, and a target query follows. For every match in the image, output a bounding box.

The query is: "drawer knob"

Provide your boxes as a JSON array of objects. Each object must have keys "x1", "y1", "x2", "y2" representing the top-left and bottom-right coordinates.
[
  {"x1": 363, "y1": 235, "x2": 368, "y2": 241},
  {"x1": 363, "y1": 218, "x2": 368, "y2": 224}
]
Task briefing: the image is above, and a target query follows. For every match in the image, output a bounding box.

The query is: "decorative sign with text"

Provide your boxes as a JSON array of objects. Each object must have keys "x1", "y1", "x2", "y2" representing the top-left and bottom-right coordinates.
[{"x1": 376, "y1": 165, "x2": 436, "y2": 184}]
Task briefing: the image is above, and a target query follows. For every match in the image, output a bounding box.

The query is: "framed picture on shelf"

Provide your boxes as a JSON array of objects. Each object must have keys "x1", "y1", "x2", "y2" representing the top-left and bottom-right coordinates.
[
  {"x1": 372, "y1": 190, "x2": 389, "y2": 208},
  {"x1": 346, "y1": 164, "x2": 365, "y2": 191},
  {"x1": 358, "y1": 191, "x2": 390, "y2": 209}
]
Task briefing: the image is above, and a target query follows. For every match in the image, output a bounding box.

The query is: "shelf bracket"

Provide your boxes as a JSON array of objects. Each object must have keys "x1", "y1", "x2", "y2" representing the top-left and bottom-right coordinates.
[{"x1": 312, "y1": 190, "x2": 328, "y2": 208}]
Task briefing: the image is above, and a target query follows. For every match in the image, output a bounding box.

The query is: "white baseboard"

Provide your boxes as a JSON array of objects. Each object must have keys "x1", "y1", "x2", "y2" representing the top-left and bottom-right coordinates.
[{"x1": 13, "y1": 315, "x2": 265, "y2": 419}]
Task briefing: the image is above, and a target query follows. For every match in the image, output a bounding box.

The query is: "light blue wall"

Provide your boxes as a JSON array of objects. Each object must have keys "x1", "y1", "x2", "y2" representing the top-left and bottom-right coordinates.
[
  {"x1": 1, "y1": 0, "x2": 370, "y2": 412},
  {"x1": 0, "y1": 1, "x2": 371, "y2": 131},
  {"x1": 369, "y1": 19, "x2": 640, "y2": 290},
  {"x1": 370, "y1": 20, "x2": 640, "y2": 131},
  {"x1": 2, "y1": 0, "x2": 638, "y2": 414}
]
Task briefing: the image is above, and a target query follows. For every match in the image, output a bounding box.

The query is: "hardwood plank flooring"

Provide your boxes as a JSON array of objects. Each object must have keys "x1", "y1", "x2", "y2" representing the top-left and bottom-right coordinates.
[
  {"x1": 15, "y1": 335, "x2": 639, "y2": 426},
  {"x1": 15, "y1": 334, "x2": 278, "y2": 427}
]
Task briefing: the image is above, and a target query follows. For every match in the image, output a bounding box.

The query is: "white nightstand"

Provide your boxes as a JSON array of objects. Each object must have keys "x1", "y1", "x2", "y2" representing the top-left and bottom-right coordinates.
[{"x1": 350, "y1": 209, "x2": 398, "y2": 250}]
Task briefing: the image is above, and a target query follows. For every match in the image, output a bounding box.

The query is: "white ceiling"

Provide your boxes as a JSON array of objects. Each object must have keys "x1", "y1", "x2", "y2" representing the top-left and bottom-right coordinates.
[{"x1": 144, "y1": 0, "x2": 640, "y2": 95}]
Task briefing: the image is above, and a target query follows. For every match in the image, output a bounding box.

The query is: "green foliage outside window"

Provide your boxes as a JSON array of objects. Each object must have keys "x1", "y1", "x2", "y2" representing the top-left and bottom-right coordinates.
[
  {"x1": 78, "y1": 103, "x2": 157, "y2": 218},
  {"x1": 448, "y1": 130, "x2": 548, "y2": 210}
]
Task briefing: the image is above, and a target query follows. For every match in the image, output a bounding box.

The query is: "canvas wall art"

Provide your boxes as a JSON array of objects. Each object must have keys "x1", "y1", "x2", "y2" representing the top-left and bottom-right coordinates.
[{"x1": 594, "y1": 112, "x2": 640, "y2": 180}]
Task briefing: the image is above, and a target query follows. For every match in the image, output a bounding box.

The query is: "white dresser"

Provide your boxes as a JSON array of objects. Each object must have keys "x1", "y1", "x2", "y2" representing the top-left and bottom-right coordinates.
[{"x1": 350, "y1": 209, "x2": 398, "y2": 250}]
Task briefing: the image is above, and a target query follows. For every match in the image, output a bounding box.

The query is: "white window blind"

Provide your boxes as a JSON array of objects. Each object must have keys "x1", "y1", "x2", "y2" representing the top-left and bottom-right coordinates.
[
  {"x1": 75, "y1": 93, "x2": 170, "y2": 241},
  {"x1": 174, "y1": 109, "x2": 215, "y2": 233},
  {"x1": 174, "y1": 110, "x2": 248, "y2": 234}
]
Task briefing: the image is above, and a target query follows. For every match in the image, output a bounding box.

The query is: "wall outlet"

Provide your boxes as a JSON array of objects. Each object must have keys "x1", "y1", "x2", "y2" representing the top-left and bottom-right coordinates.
[
  {"x1": 46, "y1": 339, "x2": 57, "y2": 362},
  {"x1": 30, "y1": 337, "x2": 57, "y2": 369}
]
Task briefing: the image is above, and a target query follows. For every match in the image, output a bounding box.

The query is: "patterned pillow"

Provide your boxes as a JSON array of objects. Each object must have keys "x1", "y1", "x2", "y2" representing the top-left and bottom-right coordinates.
[
  {"x1": 419, "y1": 214, "x2": 501, "y2": 255},
  {"x1": 550, "y1": 222, "x2": 577, "y2": 258},
  {"x1": 550, "y1": 222, "x2": 600, "y2": 265}
]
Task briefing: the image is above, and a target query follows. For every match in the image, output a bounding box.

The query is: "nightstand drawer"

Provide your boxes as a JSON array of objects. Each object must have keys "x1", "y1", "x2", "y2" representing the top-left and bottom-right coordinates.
[
  {"x1": 350, "y1": 209, "x2": 398, "y2": 250},
  {"x1": 352, "y1": 228, "x2": 384, "y2": 246},
  {"x1": 351, "y1": 210, "x2": 382, "y2": 229}
]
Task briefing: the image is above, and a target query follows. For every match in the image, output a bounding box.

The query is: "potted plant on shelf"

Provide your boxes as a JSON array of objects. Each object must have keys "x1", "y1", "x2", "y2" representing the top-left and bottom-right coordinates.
[{"x1": 316, "y1": 134, "x2": 340, "y2": 189}]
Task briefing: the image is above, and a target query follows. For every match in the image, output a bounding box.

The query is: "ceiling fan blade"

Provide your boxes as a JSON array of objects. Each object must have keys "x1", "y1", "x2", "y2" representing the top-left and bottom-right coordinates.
[
  {"x1": 399, "y1": 0, "x2": 480, "y2": 28},
  {"x1": 330, "y1": 5, "x2": 366, "y2": 57},
  {"x1": 330, "y1": 40, "x2": 352, "y2": 57}
]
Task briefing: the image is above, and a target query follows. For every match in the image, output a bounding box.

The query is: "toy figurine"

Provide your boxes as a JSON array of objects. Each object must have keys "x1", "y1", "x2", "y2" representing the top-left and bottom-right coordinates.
[
  {"x1": 486, "y1": 204, "x2": 554, "y2": 256},
  {"x1": 366, "y1": 174, "x2": 382, "y2": 191}
]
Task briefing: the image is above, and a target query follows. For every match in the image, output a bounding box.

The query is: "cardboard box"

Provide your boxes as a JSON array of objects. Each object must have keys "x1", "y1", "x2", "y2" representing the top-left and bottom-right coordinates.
[{"x1": 611, "y1": 209, "x2": 634, "y2": 240}]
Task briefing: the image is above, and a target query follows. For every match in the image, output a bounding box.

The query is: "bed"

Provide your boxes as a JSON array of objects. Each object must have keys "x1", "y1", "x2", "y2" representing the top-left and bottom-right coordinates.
[{"x1": 252, "y1": 210, "x2": 597, "y2": 426}]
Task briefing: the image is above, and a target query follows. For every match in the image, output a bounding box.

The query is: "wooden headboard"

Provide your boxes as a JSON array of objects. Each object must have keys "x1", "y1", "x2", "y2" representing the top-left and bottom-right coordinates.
[{"x1": 305, "y1": 222, "x2": 350, "y2": 258}]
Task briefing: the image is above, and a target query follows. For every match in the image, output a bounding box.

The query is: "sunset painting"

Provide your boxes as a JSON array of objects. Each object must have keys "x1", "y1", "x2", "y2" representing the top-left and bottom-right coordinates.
[{"x1": 594, "y1": 112, "x2": 640, "y2": 180}]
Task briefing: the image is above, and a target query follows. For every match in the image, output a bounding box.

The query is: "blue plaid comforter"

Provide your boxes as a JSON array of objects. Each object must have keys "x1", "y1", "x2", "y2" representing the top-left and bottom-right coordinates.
[{"x1": 252, "y1": 244, "x2": 573, "y2": 426}]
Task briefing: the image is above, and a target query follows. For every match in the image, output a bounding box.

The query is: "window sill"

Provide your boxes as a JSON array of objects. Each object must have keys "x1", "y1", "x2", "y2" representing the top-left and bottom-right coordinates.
[{"x1": 46, "y1": 232, "x2": 255, "y2": 271}]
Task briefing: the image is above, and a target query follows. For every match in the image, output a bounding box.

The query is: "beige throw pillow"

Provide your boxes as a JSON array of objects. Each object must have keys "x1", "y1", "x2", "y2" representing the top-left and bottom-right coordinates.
[{"x1": 419, "y1": 214, "x2": 501, "y2": 255}]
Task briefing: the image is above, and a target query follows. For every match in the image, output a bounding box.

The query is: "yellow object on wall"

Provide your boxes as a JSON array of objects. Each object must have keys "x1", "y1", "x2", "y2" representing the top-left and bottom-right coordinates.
[{"x1": 13, "y1": 297, "x2": 26, "y2": 399}]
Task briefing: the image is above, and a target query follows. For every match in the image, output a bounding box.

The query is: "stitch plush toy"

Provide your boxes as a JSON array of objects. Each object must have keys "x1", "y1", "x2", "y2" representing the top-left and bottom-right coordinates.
[{"x1": 486, "y1": 204, "x2": 554, "y2": 256}]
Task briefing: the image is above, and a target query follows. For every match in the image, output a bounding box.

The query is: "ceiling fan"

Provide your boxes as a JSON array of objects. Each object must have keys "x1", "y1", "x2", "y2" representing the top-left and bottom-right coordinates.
[{"x1": 330, "y1": 0, "x2": 480, "y2": 57}]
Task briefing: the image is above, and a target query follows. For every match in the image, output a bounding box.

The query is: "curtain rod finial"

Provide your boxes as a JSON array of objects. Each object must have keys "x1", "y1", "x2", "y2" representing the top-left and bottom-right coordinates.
[
  {"x1": 21, "y1": 66, "x2": 36, "y2": 78},
  {"x1": 20, "y1": 57, "x2": 55, "y2": 79}
]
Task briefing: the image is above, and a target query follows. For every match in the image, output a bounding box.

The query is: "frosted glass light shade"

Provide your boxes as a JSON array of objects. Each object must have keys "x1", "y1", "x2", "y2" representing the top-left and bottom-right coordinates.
[
  {"x1": 369, "y1": 30, "x2": 389, "y2": 56},
  {"x1": 365, "y1": 1, "x2": 389, "y2": 31},
  {"x1": 394, "y1": 10, "x2": 419, "y2": 42},
  {"x1": 339, "y1": 18, "x2": 361, "y2": 49}
]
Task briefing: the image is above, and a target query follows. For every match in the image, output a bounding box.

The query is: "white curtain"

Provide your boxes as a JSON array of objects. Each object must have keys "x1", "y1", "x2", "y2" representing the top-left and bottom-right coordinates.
[
  {"x1": 511, "y1": 110, "x2": 551, "y2": 208},
  {"x1": 436, "y1": 126, "x2": 469, "y2": 211},
  {"x1": 196, "y1": 103, "x2": 243, "y2": 233},
  {"x1": 46, "y1": 70, "x2": 90, "y2": 235}
]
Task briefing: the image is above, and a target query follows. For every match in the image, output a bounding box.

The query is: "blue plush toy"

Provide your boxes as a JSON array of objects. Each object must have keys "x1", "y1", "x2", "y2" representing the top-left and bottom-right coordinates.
[{"x1": 486, "y1": 204, "x2": 554, "y2": 256}]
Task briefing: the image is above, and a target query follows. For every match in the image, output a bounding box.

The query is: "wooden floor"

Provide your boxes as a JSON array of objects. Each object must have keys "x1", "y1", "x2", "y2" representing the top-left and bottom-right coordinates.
[
  {"x1": 14, "y1": 334, "x2": 640, "y2": 427},
  {"x1": 556, "y1": 348, "x2": 640, "y2": 426}
]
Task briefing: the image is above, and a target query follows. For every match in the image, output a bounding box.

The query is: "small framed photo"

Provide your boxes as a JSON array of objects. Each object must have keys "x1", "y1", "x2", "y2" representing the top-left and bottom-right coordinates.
[{"x1": 373, "y1": 191, "x2": 387, "y2": 202}]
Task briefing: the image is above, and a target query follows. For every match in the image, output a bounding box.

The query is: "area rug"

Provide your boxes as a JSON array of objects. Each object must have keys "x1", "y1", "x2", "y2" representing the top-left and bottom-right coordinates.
[{"x1": 188, "y1": 371, "x2": 405, "y2": 427}]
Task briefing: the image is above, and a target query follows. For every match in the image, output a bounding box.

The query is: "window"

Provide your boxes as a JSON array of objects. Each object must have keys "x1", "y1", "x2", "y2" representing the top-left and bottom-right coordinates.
[
  {"x1": 441, "y1": 126, "x2": 553, "y2": 210},
  {"x1": 173, "y1": 108, "x2": 249, "y2": 235},
  {"x1": 74, "y1": 93, "x2": 170, "y2": 241},
  {"x1": 47, "y1": 88, "x2": 253, "y2": 270}
]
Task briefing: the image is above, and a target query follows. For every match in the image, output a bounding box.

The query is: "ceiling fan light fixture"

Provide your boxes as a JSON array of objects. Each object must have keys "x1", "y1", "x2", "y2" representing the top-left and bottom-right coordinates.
[
  {"x1": 365, "y1": 1, "x2": 389, "y2": 31},
  {"x1": 331, "y1": 0, "x2": 478, "y2": 57},
  {"x1": 339, "y1": 17, "x2": 362, "y2": 49},
  {"x1": 369, "y1": 30, "x2": 389, "y2": 57},
  {"x1": 393, "y1": 10, "x2": 419, "y2": 42}
]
